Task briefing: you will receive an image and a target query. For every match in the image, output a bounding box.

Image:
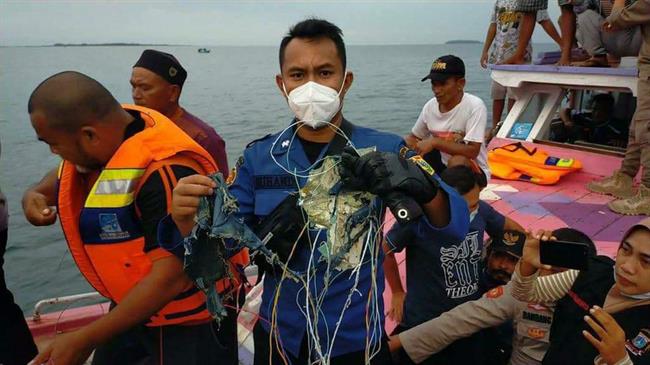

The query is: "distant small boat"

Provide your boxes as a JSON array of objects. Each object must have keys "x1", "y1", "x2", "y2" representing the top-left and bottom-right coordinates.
[{"x1": 198, "y1": 48, "x2": 211, "y2": 53}]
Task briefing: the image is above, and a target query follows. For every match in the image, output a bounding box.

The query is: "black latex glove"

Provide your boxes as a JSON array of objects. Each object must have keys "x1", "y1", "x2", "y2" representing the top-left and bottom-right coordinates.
[
  {"x1": 339, "y1": 146, "x2": 439, "y2": 204},
  {"x1": 253, "y1": 193, "x2": 308, "y2": 263}
]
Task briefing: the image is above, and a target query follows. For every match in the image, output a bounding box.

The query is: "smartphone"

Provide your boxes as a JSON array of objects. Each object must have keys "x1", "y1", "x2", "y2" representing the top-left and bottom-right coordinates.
[{"x1": 540, "y1": 240, "x2": 590, "y2": 271}]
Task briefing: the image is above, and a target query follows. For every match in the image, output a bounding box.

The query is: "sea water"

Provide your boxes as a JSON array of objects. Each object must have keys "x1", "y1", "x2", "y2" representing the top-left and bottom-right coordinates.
[{"x1": 0, "y1": 43, "x2": 555, "y2": 312}]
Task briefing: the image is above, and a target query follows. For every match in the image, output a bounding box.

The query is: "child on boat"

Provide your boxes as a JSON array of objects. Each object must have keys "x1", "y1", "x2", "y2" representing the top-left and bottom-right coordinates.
[{"x1": 480, "y1": 0, "x2": 562, "y2": 133}]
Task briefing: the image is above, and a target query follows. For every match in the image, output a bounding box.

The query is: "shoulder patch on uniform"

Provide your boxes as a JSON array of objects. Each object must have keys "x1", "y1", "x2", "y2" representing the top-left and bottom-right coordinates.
[
  {"x1": 246, "y1": 134, "x2": 272, "y2": 148},
  {"x1": 486, "y1": 286, "x2": 504, "y2": 299},
  {"x1": 627, "y1": 329, "x2": 650, "y2": 357},
  {"x1": 409, "y1": 155, "x2": 435, "y2": 176},
  {"x1": 226, "y1": 156, "x2": 244, "y2": 186},
  {"x1": 399, "y1": 146, "x2": 411, "y2": 159}
]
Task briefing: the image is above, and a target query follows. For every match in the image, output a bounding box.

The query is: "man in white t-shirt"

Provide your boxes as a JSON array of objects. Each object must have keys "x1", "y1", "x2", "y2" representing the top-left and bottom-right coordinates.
[{"x1": 405, "y1": 55, "x2": 491, "y2": 181}]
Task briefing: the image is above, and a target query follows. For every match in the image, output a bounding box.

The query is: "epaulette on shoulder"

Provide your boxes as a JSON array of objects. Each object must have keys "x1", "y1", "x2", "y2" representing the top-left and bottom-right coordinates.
[{"x1": 246, "y1": 133, "x2": 272, "y2": 149}]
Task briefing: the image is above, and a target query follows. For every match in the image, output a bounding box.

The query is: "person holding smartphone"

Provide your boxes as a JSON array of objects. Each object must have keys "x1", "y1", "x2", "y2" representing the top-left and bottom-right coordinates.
[
  {"x1": 511, "y1": 219, "x2": 650, "y2": 365},
  {"x1": 390, "y1": 228, "x2": 598, "y2": 365}
]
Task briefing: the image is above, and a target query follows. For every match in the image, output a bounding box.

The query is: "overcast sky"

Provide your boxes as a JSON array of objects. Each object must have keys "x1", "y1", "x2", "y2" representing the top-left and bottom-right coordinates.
[{"x1": 1, "y1": 1, "x2": 562, "y2": 46}]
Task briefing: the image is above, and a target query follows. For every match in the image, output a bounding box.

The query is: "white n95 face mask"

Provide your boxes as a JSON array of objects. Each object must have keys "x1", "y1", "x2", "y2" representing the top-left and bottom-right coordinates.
[{"x1": 283, "y1": 74, "x2": 346, "y2": 129}]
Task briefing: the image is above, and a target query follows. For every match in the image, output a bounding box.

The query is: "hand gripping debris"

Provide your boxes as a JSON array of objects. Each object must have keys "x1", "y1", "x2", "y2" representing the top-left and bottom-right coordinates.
[{"x1": 182, "y1": 173, "x2": 278, "y2": 323}]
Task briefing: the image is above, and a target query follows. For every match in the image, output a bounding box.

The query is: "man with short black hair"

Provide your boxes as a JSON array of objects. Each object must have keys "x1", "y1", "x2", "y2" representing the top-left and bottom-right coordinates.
[
  {"x1": 551, "y1": 93, "x2": 627, "y2": 147},
  {"x1": 166, "y1": 18, "x2": 469, "y2": 365},
  {"x1": 405, "y1": 55, "x2": 490, "y2": 181},
  {"x1": 23, "y1": 49, "x2": 230, "y2": 225},
  {"x1": 21, "y1": 52, "x2": 243, "y2": 364},
  {"x1": 25, "y1": 71, "x2": 237, "y2": 365}
]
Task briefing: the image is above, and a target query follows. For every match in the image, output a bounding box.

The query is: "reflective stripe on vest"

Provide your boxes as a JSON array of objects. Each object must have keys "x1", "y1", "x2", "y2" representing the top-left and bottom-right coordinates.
[
  {"x1": 58, "y1": 104, "x2": 221, "y2": 326},
  {"x1": 85, "y1": 169, "x2": 144, "y2": 208}
]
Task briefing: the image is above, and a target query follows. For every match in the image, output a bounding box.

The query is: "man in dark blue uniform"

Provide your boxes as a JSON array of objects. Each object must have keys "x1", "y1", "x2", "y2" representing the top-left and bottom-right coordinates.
[{"x1": 163, "y1": 18, "x2": 469, "y2": 365}]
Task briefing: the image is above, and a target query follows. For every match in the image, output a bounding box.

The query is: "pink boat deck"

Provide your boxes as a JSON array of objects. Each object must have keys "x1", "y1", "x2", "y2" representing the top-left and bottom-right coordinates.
[
  {"x1": 483, "y1": 138, "x2": 645, "y2": 257},
  {"x1": 29, "y1": 302, "x2": 110, "y2": 351},
  {"x1": 383, "y1": 138, "x2": 646, "y2": 333}
]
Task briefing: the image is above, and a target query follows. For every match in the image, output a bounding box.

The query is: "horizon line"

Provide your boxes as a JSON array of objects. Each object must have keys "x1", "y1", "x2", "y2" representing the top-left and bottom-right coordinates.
[{"x1": 0, "y1": 41, "x2": 558, "y2": 48}]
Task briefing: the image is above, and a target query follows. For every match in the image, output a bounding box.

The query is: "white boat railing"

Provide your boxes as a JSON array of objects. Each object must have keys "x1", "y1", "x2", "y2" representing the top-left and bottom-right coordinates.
[
  {"x1": 32, "y1": 291, "x2": 103, "y2": 322},
  {"x1": 491, "y1": 65, "x2": 638, "y2": 143}
]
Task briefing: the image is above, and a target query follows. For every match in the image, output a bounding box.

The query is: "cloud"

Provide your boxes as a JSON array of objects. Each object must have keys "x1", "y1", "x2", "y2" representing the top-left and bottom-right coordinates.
[{"x1": 1, "y1": 1, "x2": 561, "y2": 46}]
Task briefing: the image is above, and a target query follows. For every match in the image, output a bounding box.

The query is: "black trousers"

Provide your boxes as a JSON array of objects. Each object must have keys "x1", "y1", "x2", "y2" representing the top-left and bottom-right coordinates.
[
  {"x1": 253, "y1": 322, "x2": 393, "y2": 365},
  {"x1": 0, "y1": 228, "x2": 38, "y2": 365},
  {"x1": 92, "y1": 303, "x2": 240, "y2": 365}
]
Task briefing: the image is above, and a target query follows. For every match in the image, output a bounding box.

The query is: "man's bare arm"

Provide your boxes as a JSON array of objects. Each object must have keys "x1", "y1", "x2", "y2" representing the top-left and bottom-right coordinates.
[
  {"x1": 83, "y1": 256, "x2": 192, "y2": 343},
  {"x1": 22, "y1": 167, "x2": 59, "y2": 226},
  {"x1": 426, "y1": 138, "x2": 481, "y2": 159},
  {"x1": 31, "y1": 255, "x2": 194, "y2": 365},
  {"x1": 384, "y1": 243, "x2": 407, "y2": 324},
  {"x1": 32, "y1": 168, "x2": 58, "y2": 203},
  {"x1": 481, "y1": 23, "x2": 497, "y2": 68}
]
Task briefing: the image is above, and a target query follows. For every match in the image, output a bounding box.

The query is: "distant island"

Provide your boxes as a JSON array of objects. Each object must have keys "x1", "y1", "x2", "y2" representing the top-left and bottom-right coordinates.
[
  {"x1": 52, "y1": 43, "x2": 174, "y2": 47},
  {"x1": 445, "y1": 40, "x2": 481, "y2": 44}
]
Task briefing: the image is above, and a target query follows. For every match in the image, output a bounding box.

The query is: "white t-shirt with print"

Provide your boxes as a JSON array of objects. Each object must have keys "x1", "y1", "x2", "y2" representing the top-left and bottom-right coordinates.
[
  {"x1": 411, "y1": 92, "x2": 490, "y2": 179},
  {"x1": 488, "y1": 0, "x2": 550, "y2": 64}
]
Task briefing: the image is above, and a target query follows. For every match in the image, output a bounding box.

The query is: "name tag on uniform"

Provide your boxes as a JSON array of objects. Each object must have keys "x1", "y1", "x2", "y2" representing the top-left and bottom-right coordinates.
[
  {"x1": 517, "y1": 305, "x2": 553, "y2": 343},
  {"x1": 254, "y1": 175, "x2": 295, "y2": 189}
]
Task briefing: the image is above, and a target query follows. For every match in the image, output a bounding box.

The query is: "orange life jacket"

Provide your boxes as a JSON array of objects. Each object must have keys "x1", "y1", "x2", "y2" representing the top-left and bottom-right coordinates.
[
  {"x1": 57, "y1": 104, "x2": 248, "y2": 326},
  {"x1": 488, "y1": 142, "x2": 582, "y2": 185}
]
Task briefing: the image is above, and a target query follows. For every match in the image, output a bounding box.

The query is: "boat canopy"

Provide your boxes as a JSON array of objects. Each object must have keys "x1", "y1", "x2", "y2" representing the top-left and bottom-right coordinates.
[{"x1": 491, "y1": 64, "x2": 638, "y2": 146}]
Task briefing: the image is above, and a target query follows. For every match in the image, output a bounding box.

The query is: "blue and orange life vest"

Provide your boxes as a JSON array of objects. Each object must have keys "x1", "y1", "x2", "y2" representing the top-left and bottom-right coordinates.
[{"x1": 56, "y1": 104, "x2": 248, "y2": 327}]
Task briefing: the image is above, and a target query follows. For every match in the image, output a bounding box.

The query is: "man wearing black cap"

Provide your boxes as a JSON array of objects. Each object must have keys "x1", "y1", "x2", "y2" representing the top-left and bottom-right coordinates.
[
  {"x1": 404, "y1": 55, "x2": 490, "y2": 182},
  {"x1": 392, "y1": 228, "x2": 598, "y2": 365},
  {"x1": 391, "y1": 228, "x2": 598, "y2": 365},
  {"x1": 131, "y1": 49, "x2": 229, "y2": 177},
  {"x1": 388, "y1": 229, "x2": 525, "y2": 364},
  {"x1": 21, "y1": 57, "x2": 240, "y2": 363},
  {"x1": 131, "y1": 51, "x2": 239, "y2": 364},
  {"x1": 481, "y1": 229, "x2": 526, "y2": 291},
  {"x1": 22, "y1": 50, "x2": 230, "y2": 227}
]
